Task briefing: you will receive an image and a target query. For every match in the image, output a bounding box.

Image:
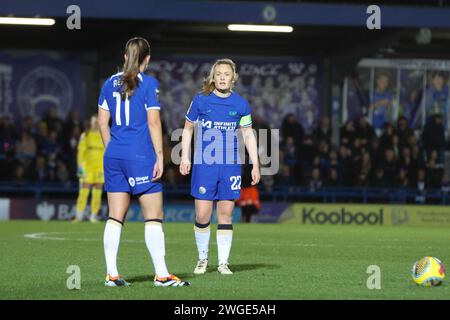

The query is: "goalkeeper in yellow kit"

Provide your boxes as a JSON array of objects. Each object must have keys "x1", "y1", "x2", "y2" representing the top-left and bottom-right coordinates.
[{"x1": 73, "y1": 115, "x2": 105, "y2": 223}]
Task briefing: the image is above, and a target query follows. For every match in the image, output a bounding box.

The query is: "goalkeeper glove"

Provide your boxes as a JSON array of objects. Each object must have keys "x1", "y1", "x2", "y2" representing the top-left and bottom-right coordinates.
[{"x1": 77, "y1": 165, "x2": 85, "y2": 178}]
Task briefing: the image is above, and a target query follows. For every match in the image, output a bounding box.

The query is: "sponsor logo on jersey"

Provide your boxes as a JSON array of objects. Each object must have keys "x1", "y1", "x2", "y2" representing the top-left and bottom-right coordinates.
[
  {"x1": 128, "y1": 177, "x2": 136, "y2": 187},
  {"x1": 229, "y1": 111, "x2": 237, "y2": 116},
  {"x1": 135, "y1": 176, "x2": 150, "y2": 185}
]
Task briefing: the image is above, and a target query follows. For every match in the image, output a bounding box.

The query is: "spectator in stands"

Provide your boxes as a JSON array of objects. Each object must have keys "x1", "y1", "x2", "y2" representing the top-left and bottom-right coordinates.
[
  {"x1": 299, "y1": 134, "x2": 317, "y2": 167},
  {"x1": 15, "y1": 131, "x2": 37, "y2": 167},
  {"x1": 422, "y1": 114, "x2": 446, "y2": 162},
  {"x1": 31, "y1": 156, "x2": 48, "y2": 181},
  {"x1": 327, "y1": 168, "x2": 340, "y2": 187},
  {"x1": 276, "y1": 164, "x2": 296, "y2": 191},
  {"x1": 46, "y1": 152, "x2": 57, "y2": 181},
  {"x1": 43, "y1": 106, "x2": 64, "y2": 133},
  {"x1": 441, "y1": 173, "x2": 450, "y2": 196},
  {"x1": 355, "y1": 117, "x2": 375, "y2": 149},
  {"x1": 382, "y1": 149, "x2": 397, "y2": 187},
  {"x1": 379, "y1": 123, "x2": 395, "y2": 154},
  {"x1": 369, "y1": 72, "x2": 393, "y2": 133},
  {"x1": 309, "y1": 167, "x2": 322, "y2": 192},
  {"x1": 396, "y1": 116, "x2": 414, "y2": 150},
  {"x1": 350, "y1": 138, "x2": 363, "y2": 183},
  {"x1": 281, "y1": 136, "x2": 300, "y2": 182},
  {"x1": 415, "y1": 169, "x2": 427, "y2": 204},
  {"x1": 399, "y1": 147, "x2": 413, "y2": 181},
  {"x1": 425, "y1": 71, "x2": 449, "y2": 126},
  {"x1": 281, "y1": 113, "x2": 304, "y2": 147},
  {"x1": 369, "y1": 136, "x2": 383, "y2": 165},
  {"x1": 426, "y1": 150, "x2": 444, "y2": 189},
  {"x1": 56, "y1": 160, "x2": 70, "y2": 184},
  {"x1": 328, "y1": 148, "x2": 339, "y2": 170},
  {"x1": 64, "y1": 110, "x2": 83, "y2": 139},
  {"x1": 35, "y1": 121, "x2": 49, "y2": 151},
  {"x1": 318, "y1": 140, "x2": 330, "y2": 170},
  {"x1": 401, "y1": 89, "x2": 422, "y2": 129},
  {"x1": 395, "y1": 167, "x2": 409, "y2": 188},
  {"x1": 19, "y1": 115, "x2": 36, "y2": 136},
  {"x1": 360, "y1": 151, "x2": 372, "y2": 182},
  {"x1": 0, "y1": 115, "x2": 16, "y2": 155},
  {"x1": 338, "y1": 145, "x2": 353, "y2": 186},
  {"x1": 11, "y1": 163, "x2": 27, "y2": 183},
  {"x1": 41, "y1": 130, "x2": 62, "y2": 157},
  {"x1": 313, "y1": 116, "x2": 332, "y2": 145},
  {"x1": 371, "y1": 167, "x2": 387, "y2": 188},
  {"x1": 339, "y1": 120, "x2": 355, "y2": 147},
  {"x1": 356, "y1": 172, "x2": 369, "y2": 187},
  {"x1": 410, "y1": 144, "x2": 426, "y2": 185},
  {"x1": 391, "y1": 134, "x2": 400, "y2": 160}
]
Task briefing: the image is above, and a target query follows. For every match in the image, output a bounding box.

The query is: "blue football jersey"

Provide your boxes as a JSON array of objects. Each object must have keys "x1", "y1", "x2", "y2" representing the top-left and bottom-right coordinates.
[
  {"x1": 185, "y1": 91, "x2": 252, "y2": 165},
  {"x1": 98, "y1": 72, "x2": 160, "y2": 161}
]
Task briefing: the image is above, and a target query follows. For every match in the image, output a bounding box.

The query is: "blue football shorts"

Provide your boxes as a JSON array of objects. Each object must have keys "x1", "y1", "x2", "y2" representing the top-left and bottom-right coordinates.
[
  {"x1": 191, "y1": 164, "x2": 242, "y2": 201},
  {"x1": 104, "y1": 157, "x2": 162, "y2": 195}
]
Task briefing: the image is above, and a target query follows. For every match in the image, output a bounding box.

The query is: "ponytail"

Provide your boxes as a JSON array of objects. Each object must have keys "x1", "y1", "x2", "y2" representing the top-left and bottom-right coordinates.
[{"x1": 121, "y1": 37, "x2": 150, "y2": 99}]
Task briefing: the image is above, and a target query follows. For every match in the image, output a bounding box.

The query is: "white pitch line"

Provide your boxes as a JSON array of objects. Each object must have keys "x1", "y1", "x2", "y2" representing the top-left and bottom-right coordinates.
[
  {"x1": 24, "y1": 232, "x2": 141, "y2": 243},
  {"x1": 22, "y1": 232, "x2": 417, "y2": 250}
]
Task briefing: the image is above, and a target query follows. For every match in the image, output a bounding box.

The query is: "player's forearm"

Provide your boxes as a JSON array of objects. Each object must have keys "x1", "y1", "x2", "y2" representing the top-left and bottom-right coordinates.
[
  {"x1": 243, "y1": 128, "x2": 259, "y2": 168},
  {"x1": 181, "y1": 125, "x2": 194, "y2": 162},
  {"x1": 99, "y1": 125, "x2": 111, "y2": 148},
  {"x1": 149, "y1": 122, "x2": 163, "y2": 160}
]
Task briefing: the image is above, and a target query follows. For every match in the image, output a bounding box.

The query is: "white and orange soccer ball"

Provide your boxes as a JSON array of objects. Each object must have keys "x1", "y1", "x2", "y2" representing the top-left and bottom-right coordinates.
[{"x1": 412, "y1": 256, "x2": 446, "y2": 286}]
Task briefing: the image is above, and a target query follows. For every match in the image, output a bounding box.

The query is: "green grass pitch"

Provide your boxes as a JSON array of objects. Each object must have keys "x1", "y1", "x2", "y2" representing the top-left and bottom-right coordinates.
[{"x1": 0, "y1": 220, "x2": 449, "y2": 300}]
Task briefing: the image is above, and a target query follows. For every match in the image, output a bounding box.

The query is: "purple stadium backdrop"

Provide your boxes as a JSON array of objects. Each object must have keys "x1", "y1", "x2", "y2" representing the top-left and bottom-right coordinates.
[
  {"x1": 149, "y1": 57, "x2": 323, "y2": 134},
  {"x1": 0, "y1": 52, "x2": 83, "y2": 121}
]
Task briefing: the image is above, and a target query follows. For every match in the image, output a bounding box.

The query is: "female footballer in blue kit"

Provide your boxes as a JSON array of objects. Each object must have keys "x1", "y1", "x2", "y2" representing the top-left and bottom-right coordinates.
[
  {"x1": 98, "y1": 37, "x2": 189, "y2": 287},
  {"x1": 180, "y1": 59, "x2": 260, "y2": 275}
]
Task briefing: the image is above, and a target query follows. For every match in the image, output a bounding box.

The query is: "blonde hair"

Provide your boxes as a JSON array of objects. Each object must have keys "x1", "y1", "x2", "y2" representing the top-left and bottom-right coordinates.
[
  {"x1": 121, "y1": 37, "x2": 150, "y2": 99},
  {"x1": 201, "y1": 58, "x2": 239, "y2": 95}
]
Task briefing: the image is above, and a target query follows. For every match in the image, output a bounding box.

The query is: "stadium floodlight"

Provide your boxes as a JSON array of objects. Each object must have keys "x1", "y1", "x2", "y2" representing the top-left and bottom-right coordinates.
[
  {"x1": 0, "y1": 17, "x2": 55, "y2": 26},
  {"x1": 227, "y1": 24, "x2": 293, "y2": 33}
]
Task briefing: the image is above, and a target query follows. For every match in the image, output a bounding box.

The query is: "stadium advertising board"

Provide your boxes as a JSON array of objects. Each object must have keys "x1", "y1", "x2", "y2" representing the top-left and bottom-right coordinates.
[
  {"x1": 5, "y1": 198, "x2": 239, "y2": 223},
  {"x1": 280, "y1": 203, "x2": 450, "y2": 227},
  {"x1": 3, "y1": 198, "x2": 449, "y2": 227}
]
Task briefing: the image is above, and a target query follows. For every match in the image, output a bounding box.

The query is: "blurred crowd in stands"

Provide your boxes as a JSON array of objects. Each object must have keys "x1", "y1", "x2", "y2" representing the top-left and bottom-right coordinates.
[
  {"x1": 275, "y1": 113, "x2": 449, "y2": 195},
  {"x1": 1, "y1": 105, "x2": 449, "y2": 196},
  {"x1": 0, "y1": 107, "x2": 83, "y2": 185}
]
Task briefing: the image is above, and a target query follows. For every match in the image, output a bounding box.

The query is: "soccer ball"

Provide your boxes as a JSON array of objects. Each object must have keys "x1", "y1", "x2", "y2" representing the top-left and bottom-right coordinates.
[{"x1": 412, "y1": 256, "x2": 446, "y2": 286}]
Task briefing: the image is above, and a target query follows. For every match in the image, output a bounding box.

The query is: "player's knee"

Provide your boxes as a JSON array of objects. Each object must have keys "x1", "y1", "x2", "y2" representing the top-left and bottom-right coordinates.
[
  {"x1": 217, "y1": 212, "x2": 233, "y2": 224},
  {"x1": 195, "y1": 214, "x2": 211, "y2": 225}
]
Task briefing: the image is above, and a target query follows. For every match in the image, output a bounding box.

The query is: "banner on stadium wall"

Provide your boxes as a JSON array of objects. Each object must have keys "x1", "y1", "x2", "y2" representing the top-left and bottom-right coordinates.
[
  {"x1": 5, "y1": 197, "x2": 449, "y2": 227},
  {"x1": 0, "y1": 198, "x2": 10, "y2": 220},
  {"x1": 149, "y1": 57, "x2": 323, "y2": 134},
  {"x1": 280, "y1": 203, "x2": 450, "y2": 227},
  {"x1": 343, "y1": 58, "x2": 450, "y2": 131},
  {"x1": 0, "y1": 52, "x2": 83, "y2": 121},
  {"x1": 6, "y1": 198, "x2": 240, "y2": 223}
]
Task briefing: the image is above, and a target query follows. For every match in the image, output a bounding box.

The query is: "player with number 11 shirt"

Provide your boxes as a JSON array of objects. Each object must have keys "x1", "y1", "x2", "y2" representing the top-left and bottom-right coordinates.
[{"x1": 98, "y1": 37, "x2": 189, "y2": 287}]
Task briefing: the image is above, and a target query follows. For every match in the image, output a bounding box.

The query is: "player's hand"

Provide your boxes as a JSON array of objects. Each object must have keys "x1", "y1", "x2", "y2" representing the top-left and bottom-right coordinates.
[
  {"x1": 179, "y1": 158, "x2": 191, "y2": 176},
  {"x1": 77, "y1": 166, "x2": 85, "y2": 179},
  {"x1": 251, "y1": 166, "x2": 260, "y2": 185},
  {"x1": 152, "y1": 157, "x2": 164, "y2": 181}
]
